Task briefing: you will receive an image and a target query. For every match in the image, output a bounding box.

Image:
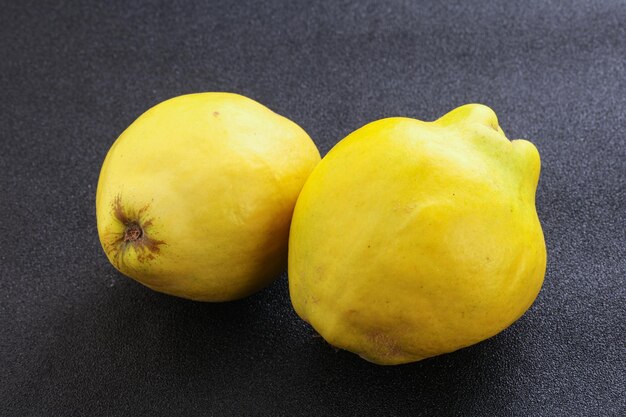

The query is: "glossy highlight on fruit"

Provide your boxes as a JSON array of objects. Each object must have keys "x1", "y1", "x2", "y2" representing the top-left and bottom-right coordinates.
[
  {"x1": 288, "y1": 104, "x2": 546, "y2": 365},
  {"x1": 97, "y1": 93, "x2": 321, "y2": 301}
]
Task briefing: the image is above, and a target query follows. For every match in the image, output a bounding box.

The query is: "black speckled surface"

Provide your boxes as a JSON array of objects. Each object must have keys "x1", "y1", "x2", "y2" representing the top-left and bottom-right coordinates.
[{"x1": 1, "y1": 0, "x2": 625, "y2": 415}]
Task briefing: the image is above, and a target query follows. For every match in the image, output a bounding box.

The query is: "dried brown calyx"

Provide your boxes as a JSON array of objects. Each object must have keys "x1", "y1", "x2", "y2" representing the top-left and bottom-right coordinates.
[
  {"x1": 103, "y1": 195, "x2": 166, "y2": 269},
  {"x1": 123, "y1": 223, "x2": 143, "y2": 242}
]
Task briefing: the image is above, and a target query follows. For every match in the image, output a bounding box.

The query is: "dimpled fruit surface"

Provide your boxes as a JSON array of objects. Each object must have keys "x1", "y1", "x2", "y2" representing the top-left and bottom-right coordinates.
[
  {"x1": 288, "y1": 104, "x2": 546, "y2": 365},
  {"x1": 97, "y1": 93, "x2": 320, "y2": 301}
]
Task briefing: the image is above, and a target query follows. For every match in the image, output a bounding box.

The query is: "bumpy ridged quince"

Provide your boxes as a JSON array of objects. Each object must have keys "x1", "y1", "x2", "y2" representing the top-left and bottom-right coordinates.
[
  {"x1": 288, "y1": 104, "x2": 546, "y2": 365},
  {"x1": 96, "y1": 93, "x2": 320, "y2": 301}
]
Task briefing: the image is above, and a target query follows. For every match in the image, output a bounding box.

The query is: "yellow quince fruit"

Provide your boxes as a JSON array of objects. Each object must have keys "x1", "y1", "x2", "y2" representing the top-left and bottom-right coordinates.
[
  {"x1": 96, "y1": 93, "x2": 320, "y2": 301},
  {"x1": 288, "y1": 104, "x2": 546, "y2": 364}
]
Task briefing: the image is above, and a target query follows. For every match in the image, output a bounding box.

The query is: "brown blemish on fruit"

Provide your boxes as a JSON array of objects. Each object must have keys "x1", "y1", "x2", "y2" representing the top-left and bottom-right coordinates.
[
  {"x1": 104, "y1": 194, "x2": 166, "y2": 269},
  {"x1": 213, "y1": 111, "x2": 220, "y2": 117},
  {"x1": 367, "y1": 331, "x2": 402, "y2": 359}
]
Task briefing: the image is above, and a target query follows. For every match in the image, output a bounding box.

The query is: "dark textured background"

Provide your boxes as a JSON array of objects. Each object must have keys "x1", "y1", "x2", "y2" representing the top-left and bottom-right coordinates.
[{"x1": 1, "y1": 0, "x2": 625, "y2": 415}]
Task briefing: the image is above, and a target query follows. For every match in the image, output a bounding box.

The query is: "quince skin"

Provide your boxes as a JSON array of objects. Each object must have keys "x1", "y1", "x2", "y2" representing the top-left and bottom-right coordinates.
[
  {"x1": 288, "y1": 104, "x2": 546, "y2": 365},
  {"x1": 97, "y1": 93, "x2": 320, "y2": 301}
]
